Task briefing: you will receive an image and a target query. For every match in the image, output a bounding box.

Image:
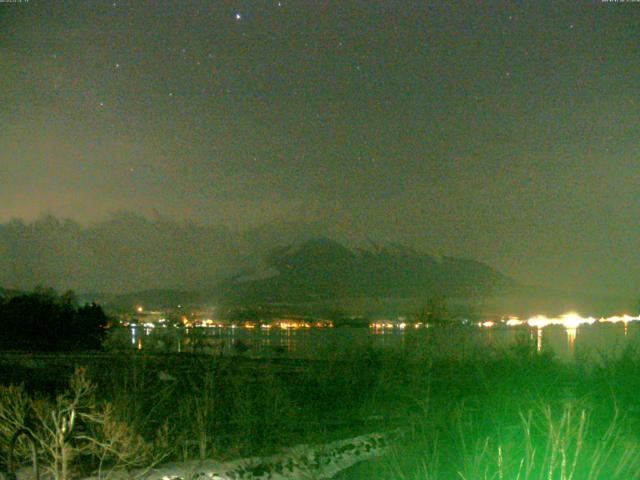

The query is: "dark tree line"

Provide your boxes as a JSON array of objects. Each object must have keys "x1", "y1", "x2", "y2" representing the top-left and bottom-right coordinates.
[{"x1": 0, "y1": 288, "x2": 108, "y2": 351}]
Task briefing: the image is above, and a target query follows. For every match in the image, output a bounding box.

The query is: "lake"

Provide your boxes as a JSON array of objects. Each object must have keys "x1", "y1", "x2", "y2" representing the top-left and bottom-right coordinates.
[{"x1": 107, "y1": 320, "x2": 640, "y2": 362}]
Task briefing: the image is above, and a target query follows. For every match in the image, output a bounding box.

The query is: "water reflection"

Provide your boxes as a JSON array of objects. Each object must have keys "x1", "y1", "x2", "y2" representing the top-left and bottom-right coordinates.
[
  {"x1": 110, "y1": 315, "x2": 640, "y2": 362},
  {"x1": 566, "y1": 327, "x2": 577, "y2": 354},
  {"x1": 280, "y1": 330, "x2": 294, "y2": 353}
]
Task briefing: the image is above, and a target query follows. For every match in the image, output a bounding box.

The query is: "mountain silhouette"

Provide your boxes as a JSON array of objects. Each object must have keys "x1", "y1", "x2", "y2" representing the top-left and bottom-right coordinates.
[{"x1": 222, "y1": 237, "x2": 514, "y2": 302}]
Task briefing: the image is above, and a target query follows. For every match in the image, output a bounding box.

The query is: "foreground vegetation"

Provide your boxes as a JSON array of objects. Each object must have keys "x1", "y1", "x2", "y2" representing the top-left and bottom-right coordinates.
[{"x1": 2, "y1": 338, "x2": 640, "y2": 479}]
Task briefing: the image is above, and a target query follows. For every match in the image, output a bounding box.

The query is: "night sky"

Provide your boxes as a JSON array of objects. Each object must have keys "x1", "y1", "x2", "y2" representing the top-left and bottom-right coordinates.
[{"x1": 1, "y1": 1, "x2": 639, "y2": 295}]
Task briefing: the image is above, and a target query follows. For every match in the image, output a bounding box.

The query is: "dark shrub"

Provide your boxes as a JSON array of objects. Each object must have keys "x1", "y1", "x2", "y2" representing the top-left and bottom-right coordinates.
[{"x1": 0, "y1": 289, "x2": 108, "y2": 350}]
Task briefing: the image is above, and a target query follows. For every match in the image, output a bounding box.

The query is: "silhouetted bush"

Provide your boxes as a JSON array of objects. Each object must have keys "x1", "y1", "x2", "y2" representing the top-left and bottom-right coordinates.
[{"x1": 0, "y1": 289, "x2": 107, "y2": 351}]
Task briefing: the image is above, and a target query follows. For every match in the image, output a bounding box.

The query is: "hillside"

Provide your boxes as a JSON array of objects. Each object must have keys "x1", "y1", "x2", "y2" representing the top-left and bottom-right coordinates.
[{"x1": 222, "y1": 238, "x2": 515, "y2": 303}]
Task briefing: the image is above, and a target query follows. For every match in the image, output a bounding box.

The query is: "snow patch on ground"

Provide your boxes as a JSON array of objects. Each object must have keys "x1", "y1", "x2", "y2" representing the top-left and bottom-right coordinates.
[{"x1": 142, "y1": 431, "x2": 393, "y2": 480}]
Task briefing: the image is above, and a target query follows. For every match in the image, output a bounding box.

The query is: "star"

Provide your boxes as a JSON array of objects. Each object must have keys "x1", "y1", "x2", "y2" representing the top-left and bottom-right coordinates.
[{"x1": 235, "y1": 12, "x2": 242, "y2": 20}]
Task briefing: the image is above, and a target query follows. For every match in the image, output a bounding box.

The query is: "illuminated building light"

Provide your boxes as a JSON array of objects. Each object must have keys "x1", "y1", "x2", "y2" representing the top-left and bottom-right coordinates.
[
  {"x1": 523, "y1": 312, "x2": 599, "y2": 329},
  {"x1": 505, "y1": 318, "x2": 523, "y2": 327},
  {"x1": 527, "y1": 315, "x2": 553, "y2": 329},
  {"x1": 600, "y1": 314, "x2": 640, "y2": 323},
  {"x1": 560, "y1": 312, "x2": 595, "y2": 328}
]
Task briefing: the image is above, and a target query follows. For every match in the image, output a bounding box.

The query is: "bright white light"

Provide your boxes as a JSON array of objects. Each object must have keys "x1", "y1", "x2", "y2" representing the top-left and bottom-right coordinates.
[
  {"x1": 600, "y1": 314, "x2": 640, "y2": 323},
  {"x1": 515, "y1": 312, "x2": 625, "y2": 329},
  {"x1": 559, "y1": 312, "x2": 595, "y2": 328}
]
